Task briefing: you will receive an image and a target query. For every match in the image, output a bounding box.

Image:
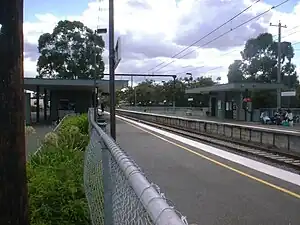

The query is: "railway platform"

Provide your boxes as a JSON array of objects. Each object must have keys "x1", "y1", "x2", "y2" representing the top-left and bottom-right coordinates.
[{"x1": 109, "y1": 114, "x2": 300, "y2": 225}]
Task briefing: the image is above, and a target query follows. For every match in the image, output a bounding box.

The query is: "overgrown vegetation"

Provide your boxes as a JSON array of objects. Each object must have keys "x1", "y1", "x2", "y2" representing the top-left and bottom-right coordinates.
[{"x1": 27, "y1": 114, "x2": 91, "y2": 225}]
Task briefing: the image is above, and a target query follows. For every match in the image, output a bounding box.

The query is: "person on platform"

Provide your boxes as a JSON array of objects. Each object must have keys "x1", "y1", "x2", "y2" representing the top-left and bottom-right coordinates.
[{"x1": 286, "y1": 109, "x2": 294, "y2": 127}]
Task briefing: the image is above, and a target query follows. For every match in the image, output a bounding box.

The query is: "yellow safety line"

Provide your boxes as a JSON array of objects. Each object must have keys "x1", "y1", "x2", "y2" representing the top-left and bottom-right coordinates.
[{"x1": 120, "y1": 117, "x2": 300, "y2": 199}]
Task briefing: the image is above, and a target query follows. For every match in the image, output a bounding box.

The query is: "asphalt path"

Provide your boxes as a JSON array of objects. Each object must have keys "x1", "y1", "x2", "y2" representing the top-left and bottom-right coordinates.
[{"x1": 114, "y1": 117, "x2": 300, "y2": 225}]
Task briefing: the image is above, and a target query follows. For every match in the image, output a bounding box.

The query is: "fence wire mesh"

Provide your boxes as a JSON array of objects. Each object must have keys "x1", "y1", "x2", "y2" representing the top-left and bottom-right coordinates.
[
  {"x1": 84, "y1": 111, "x2": 188, "y2": 225},
  {"x1": 84, "y1": 129, "x2": 105, "y2": 225},
  {"x1": 84, "y1": 127, "x2": 155, "y2": 225}
]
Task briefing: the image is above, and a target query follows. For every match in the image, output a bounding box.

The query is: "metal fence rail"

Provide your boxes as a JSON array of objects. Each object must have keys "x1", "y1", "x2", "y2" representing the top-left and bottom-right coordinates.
[
  {"x1": 120, "y1": 106, "x2": 209, "y2": 117},
  {"x1": 84, "y1": 109, "x2": 188, "y2": 225}
]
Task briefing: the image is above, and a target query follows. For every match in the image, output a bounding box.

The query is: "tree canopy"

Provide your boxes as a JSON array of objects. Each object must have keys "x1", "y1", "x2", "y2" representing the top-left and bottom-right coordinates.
[
  {"x1": 228, "y1": 33, "x2": 297, "y2": 85},
  {"x1": 227, "y1": 32, "x2": 299, "y2": 108},
  {"x1": 37, "y1": 20, "x2": 105, "y2": 79},
  {"x1": 116, "y1": 76, "x2": 216, "y2": 107}
]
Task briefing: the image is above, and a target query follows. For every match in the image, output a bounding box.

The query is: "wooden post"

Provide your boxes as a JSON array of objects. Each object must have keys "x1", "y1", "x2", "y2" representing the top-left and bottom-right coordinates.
[{"x1": 0, "y1": 0, "x2": 29, "y2": 224}]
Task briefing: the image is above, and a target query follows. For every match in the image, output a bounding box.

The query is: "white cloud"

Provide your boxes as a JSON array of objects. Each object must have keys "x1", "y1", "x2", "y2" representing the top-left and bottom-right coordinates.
[
  {"x1": 24, "y1": 57, "x2": 37, "y2": 77},
  {"x1": 23, "y1": 0, "x2": 300, "y2": 84}
]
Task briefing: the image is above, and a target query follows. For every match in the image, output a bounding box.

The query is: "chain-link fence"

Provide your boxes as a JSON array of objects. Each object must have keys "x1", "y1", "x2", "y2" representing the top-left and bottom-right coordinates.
[{"x1": 84, "y1": 109, "x2": 189, "y2": 225}]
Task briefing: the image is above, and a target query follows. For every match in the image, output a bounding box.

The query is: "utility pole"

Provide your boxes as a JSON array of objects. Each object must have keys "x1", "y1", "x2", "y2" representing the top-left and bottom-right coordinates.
[
  {"x1": 109, "y1": 0, "x2": 116, "y2": 140},
  {"x1": 93, "y1": 35, "x2": 98, "y2": 121},
  {"x1": 131, "y1": 75, "x2": 136, "y2": 107},
  {"x1": 0, "y1": 0, "x2": 29, "y2": 224},
  {"x1": 172, "y1": 76, "x2": 176, "y2": 111},
  {"x1": 270, "y1": 21, "x2": 287, "y2": 109}
]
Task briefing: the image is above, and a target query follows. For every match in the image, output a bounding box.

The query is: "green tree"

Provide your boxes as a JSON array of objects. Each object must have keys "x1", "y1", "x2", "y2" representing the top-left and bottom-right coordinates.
[
  {"x1": 116, "y1": 76, "x2": 216, "y2": 107},
  {"x1": 37, "y1": 20, "x2": 105, "y2": 79},
  {"x1": 116, "y1": 87, "x2": 135, "y2": 105},
  {"x1": 227, "y1": 60, "x2": 244, "y2": 83},
  {"x1": 228, "y1": 33, "x2": 297, "y2": 85},
  {"x1": 134, "y1": 80, "x2": 157, "y2": 105},
  {"x1": 227, "y1": 32, "x2": 298, "y2": 108}
]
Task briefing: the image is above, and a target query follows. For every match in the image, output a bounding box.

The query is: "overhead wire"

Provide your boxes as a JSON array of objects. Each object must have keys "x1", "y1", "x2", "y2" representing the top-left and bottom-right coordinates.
[
  {"x1": 153, "y1": 0, "x2": 290, "y2": 74},
  {"x1": 146, "y1": 0, "x2": 262, "y2": 73},
  {"x1": 273, "y1": 24, "x2": 300, "y2": 40},
  {"x1": 190, "y1": 35, "x2": 300, "y2": 75},
  {"x1": 163, "y1": 9, "x2": 299, "y2": 77},
  {"x1": 162, "y1": 25, "x2": 299, "y2": 77},
  {"x1": 277, "y1": 28, "x2": 300, "y2": 41},
  {"x1": 157, "y1": 48, "x2": 239, "y2": 75},
  {"x1": 174, "y1": 48, "x2": 240, "y2": 75},
  {"x1": 187, "y1": 36, "x2": 300, "y2": 79}
]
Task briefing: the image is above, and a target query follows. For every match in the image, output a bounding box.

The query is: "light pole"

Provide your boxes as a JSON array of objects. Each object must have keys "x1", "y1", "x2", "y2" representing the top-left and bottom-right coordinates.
[
  {"x1": 172, "y1": 75, "x2": 176, "y2": 111},
  {"x1": 93, "y1": 28, "x2": 107, "y2": 120},
  {"x1": 134, "y1": 87, "x2": 137, "y2": 107},
  {"x1": 109, "y1": 0, "x2": 116, "y2": 139}
]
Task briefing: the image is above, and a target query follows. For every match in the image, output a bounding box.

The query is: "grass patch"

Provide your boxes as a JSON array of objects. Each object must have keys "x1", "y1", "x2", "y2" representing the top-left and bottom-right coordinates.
[{"x1": 27, "y1": 114, "x2": 91, "y2": 225}]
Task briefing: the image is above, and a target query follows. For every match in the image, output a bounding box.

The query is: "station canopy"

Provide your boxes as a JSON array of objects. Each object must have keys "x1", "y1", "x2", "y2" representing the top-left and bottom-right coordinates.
[
  {"x1": 24, "y1": 78, "x2": 128, "y2": 93},
  {"x1": 185, "y1": 82, "x2": 286, "y2": 94}
]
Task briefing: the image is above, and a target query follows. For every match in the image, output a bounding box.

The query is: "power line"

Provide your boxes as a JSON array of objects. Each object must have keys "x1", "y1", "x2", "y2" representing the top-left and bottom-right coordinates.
[
  {"x1": 185, "y1": 39, "x2": 300, "y2": 76},
  {"x1": 152, "y1": 0, "x2": 290, "y2": 73},
  {"x1": 274, "y1": 24, "x2": 300, "y2": 39},
  {"x1": 175, "y1": 49, "x2": 239, "y2": 75},
  {"x1": 176, "y1": 36, "x2": 298, "y2": 76},
  {"x1": 157, "y1": 49, "x2": 239, "y2": 75},
  {"x1": 292, "y1": 41, "x2": 300, "y2": 45},
  {"x1": 180, "y1": 38, "x2": 300, "y2": 78},
  {"x1": 277, "y1": 28, "x2": 300, "y2": 41},
  {"x1": 146, "y1": 0, "x2": 262, "y2": 73},
  {"x1": 196, "y1": 66, "x2": 223, "y2": 75},
  {"x1": 177, "y1": 27, "x2": 300, "y2": 79},
  {"x1": 180, "y1": 30, "x2": 298, "y2": 76}
]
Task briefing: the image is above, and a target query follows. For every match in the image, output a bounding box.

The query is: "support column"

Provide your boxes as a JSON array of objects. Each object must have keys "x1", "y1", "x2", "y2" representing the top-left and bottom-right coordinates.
[
  {"x1": 36, "y1": 85, "x2": 40, "y2": 123},
  {"x1": 43, "y1": 89, "x2": 47, "y2": 121},
  {"x1": 49, "y1": 91, "x2": 58, "y2": 122},
  {"x1": 49, "y1": 91, "x2": 52, "y2": 120}
]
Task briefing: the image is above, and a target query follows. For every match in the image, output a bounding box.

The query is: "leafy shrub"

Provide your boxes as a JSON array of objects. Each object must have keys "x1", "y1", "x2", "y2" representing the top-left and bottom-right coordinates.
[
  {"x1": 59, "y1": 113, "x2": 89, "y2": 135},
  {"x1": 27, "y1": 114, "x2": 92, "y2": 225}
]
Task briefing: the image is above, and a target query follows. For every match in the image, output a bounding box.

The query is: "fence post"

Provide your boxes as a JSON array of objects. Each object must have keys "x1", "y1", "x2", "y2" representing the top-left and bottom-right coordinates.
[{"x1": 99, "y1": 122, "x2": 114, "y2": 225}]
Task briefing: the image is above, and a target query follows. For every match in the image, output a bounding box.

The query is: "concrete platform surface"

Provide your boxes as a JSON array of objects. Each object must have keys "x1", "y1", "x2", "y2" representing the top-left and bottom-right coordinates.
[{"x1": 113, "y1": 117, "x2": 300, "y2": 225}]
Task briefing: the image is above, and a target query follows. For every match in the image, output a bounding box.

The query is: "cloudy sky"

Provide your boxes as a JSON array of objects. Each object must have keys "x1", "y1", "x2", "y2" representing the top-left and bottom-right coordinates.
[{"x1": 24, "y1": 0, "x2": 300, "y2": 84}]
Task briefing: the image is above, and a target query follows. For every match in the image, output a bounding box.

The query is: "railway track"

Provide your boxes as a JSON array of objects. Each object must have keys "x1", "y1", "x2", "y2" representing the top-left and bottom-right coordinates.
[{"x1": 119, "y1": 114, "x2": 300, "y2": 171}]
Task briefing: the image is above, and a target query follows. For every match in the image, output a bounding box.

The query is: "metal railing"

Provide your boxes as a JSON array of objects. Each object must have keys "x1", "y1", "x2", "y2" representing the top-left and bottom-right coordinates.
[
  {"x1": 84, "y1": 109, "x2": 189, "y2": 225},
  {"x1": 116, "y1": 109, "x2": 300, "y2": 153},
  {"x1": 119, "y1": 106, "x2": 209, "y2": 118}
]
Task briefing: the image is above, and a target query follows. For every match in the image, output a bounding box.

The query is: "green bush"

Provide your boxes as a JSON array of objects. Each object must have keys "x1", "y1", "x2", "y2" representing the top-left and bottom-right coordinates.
[
  {"x1": 27, "y1": 114, "x2": 91, "y2": 225},
  {"x1": 59, "y1": 113, "x2": 89, "y2": 135}
]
